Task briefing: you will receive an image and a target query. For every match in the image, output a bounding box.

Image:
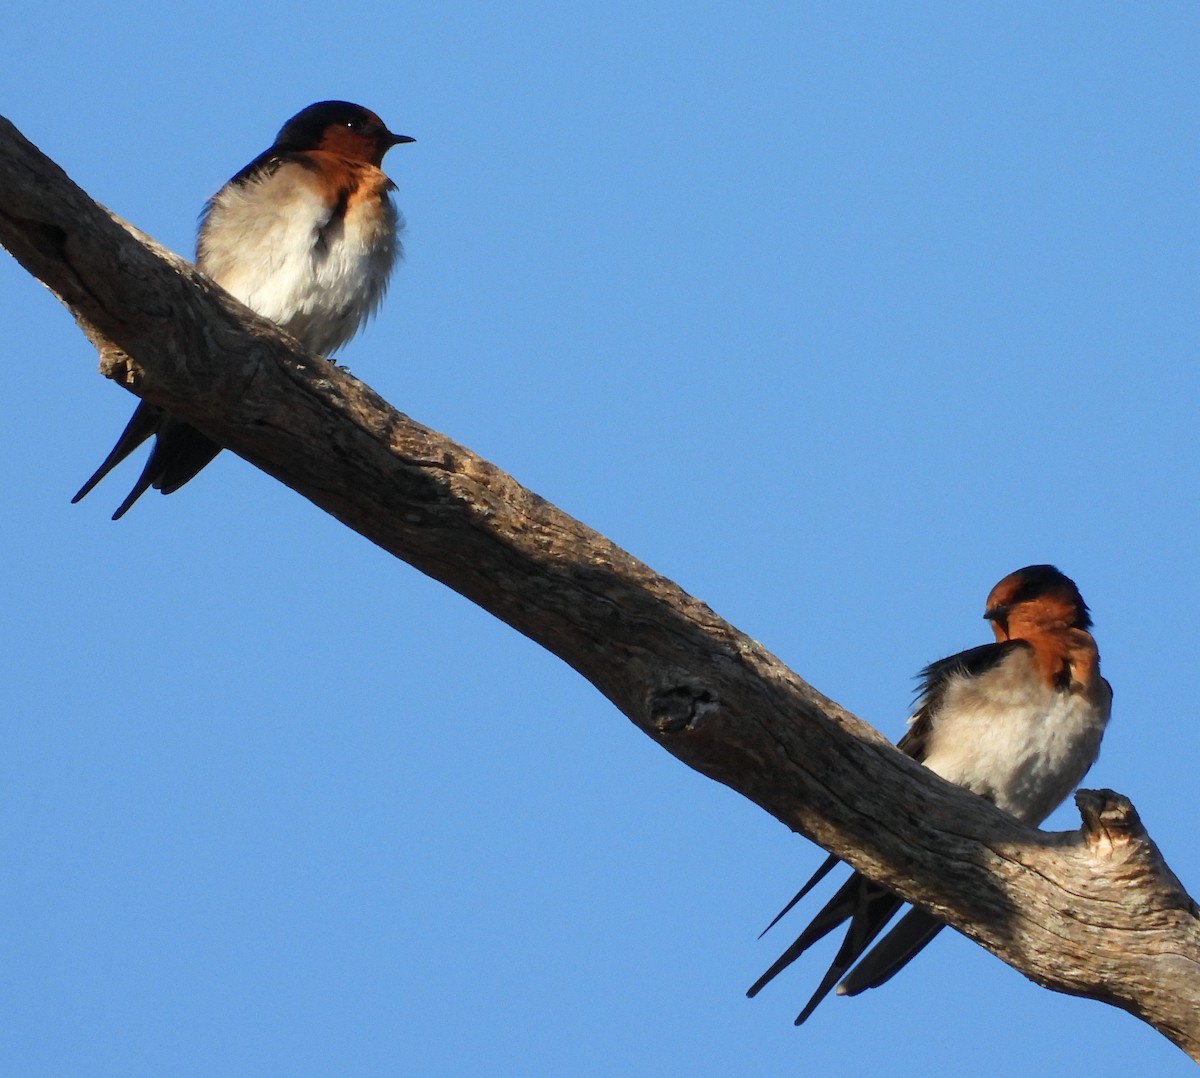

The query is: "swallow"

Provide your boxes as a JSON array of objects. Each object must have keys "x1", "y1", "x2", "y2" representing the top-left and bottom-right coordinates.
[
  {"x1": 72, "y1": 100, "x2": 414, "y2": 519},
  {"x1": 748, "y1": 564, "x2": 1112, "y2": 1024}
]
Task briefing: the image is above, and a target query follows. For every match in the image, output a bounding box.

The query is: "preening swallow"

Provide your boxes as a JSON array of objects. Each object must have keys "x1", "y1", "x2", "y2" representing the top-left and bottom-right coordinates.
[
  {"x1": 748, "y1": 564, "x2": 1112, "y2": 1024},
  {"x1": 72, "y1": 100, "x2": 414, "y2": 519}
]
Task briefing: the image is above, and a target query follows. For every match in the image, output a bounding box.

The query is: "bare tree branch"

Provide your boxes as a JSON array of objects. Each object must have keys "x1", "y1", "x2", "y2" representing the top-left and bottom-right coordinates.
[{"x1": 3, "y1": 114, "x2": 1197, "y2": 1059}]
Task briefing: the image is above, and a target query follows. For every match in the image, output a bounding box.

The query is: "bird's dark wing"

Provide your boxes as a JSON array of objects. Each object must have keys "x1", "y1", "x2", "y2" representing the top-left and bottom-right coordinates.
[
  {"x1": 214, "y1": 148, "x2": 289, "y2": 196},
  {"x1": 898, "y1": 639, "x2": 1028, "y2": 762},
  {"x1": 750, "y1": 639, "x2": 1030, "y2": 1021},
  {"x1": 73, "y1": 404, "x2": 221, "y2": 520},
  {"x1": 756, "y1": 853, "x2": 840, "y2": 939},
  {"x1": 836, "y1": 906, "x2": 946, "y2": 997},
  {"x1": 748, "y1": 871, "x2": 904, "y2": 1023},
  {"x1": 72, "y1": 403, "x2": 163, "y2": 510}
]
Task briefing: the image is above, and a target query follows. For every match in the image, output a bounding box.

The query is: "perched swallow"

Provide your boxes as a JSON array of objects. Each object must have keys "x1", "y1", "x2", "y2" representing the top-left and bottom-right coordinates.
[
  {"x1": 72, "y1": 100, "x2": 414, "y2": 519},
  {"x1": 749, "y1": 564, "x2": 1112, "y2": 1024}
]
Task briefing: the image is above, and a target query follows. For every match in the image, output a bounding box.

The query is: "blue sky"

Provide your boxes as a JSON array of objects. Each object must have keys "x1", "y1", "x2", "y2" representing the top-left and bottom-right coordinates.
[{"x1": 2, "y1": 3, "x2": 1198, "y2": 1075}]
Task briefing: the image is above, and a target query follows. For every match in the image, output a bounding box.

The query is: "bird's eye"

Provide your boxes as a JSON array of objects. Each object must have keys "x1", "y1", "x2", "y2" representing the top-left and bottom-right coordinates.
[{"x1": 343, "y1": 119, "x2": 361, "y2": 130}]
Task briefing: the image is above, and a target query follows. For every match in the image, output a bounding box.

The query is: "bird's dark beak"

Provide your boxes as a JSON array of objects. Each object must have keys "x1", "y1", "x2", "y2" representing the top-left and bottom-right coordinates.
[{"x1": 388, "y1": 132, "x2": 416, "y2": 146}]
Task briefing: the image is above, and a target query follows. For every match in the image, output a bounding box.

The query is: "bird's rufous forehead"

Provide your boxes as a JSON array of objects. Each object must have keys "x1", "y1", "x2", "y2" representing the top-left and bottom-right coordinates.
[
  {"x1": 985, "y1": 571, "x2": 1026, "y2": 613},
  {"x1": 983, "y1": 564, "x2": 1090, "y2": 629}
]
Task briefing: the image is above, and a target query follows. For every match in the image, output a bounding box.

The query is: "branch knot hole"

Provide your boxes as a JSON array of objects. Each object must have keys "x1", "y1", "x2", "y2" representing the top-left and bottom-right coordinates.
[{"x1": 649, "y1": 683, "x2": 721, "y2": 735}]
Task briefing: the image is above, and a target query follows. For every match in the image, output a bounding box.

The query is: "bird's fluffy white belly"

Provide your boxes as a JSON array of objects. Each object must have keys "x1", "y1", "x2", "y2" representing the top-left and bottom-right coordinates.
[
  {"x1": 199, "y1": 175, "x2": 397, "y2": 356},
  {"x1": 919, "y1": 665, "x2": 1107, "y2": 825}
]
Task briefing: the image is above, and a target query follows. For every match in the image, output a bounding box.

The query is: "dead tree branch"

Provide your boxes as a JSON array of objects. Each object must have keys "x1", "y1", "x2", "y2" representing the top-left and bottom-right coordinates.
[{"x1": 2, "y1": 114, "x2": 1197, "y2": 1058}]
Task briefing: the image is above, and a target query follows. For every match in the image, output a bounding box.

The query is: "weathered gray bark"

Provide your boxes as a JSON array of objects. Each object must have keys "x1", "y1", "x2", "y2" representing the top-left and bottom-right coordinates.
[{"x1": 2, "y1": 114, "x2": 1198, "y2": 1059}]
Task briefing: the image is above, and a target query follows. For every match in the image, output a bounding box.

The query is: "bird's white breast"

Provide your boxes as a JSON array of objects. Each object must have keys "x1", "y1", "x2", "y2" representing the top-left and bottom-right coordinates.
[
  {"x1": 917, "y1": 653, "x2": 1109, "y2": 825},
  {"x1": 197, "y1": 162, "x2": 400, "y2": 356}
]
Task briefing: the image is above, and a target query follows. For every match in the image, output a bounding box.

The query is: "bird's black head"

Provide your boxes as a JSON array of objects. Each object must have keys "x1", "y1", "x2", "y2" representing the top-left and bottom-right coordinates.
[{"x1": 273, "y1": 101, "x2": 414, "y2": 165}]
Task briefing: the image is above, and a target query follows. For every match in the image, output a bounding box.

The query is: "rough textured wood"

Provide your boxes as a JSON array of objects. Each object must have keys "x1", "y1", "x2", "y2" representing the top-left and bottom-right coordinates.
[{"x1": 3, "y1": 114, "x2": 1198, "y2": 1058}]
